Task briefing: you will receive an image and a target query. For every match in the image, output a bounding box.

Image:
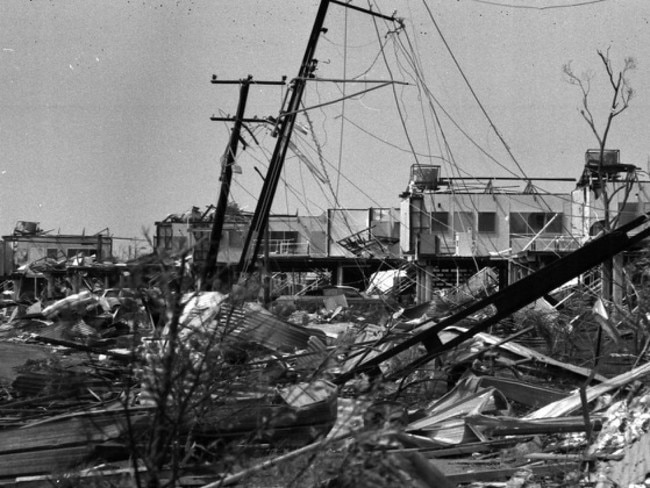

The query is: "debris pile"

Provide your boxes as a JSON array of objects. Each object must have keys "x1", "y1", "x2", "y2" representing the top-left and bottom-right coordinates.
[{"x1": 0, "y1": 262, "x2": 649, "y2": 487}]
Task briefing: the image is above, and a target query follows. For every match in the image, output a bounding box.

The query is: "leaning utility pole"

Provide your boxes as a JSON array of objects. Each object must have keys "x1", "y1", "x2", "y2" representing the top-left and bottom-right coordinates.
[
  {"x1": 237, "y1": 0, "x2": 400, "y2": 275},
  {"x1": 238, "y1": 0, "x2": 331, "y2": 275},
  {"x1": 202, "y1": 76, "x2": 285, "y2": 290},
  {"x1": 201, "y1": 75, "x2": 252, "y2": 290}
]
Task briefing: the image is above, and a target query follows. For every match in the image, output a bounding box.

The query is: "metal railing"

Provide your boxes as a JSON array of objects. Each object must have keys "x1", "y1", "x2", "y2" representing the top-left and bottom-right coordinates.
[
  {"x1": 511, "y1": 235, "x2": 581, "y2": 253},
  {"x1": 262, "y1": 239, "x2": 310, "y2": 255}
]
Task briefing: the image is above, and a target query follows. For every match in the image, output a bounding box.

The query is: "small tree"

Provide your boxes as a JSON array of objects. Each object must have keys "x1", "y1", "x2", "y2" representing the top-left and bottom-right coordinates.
[{"x1": 563, "y1": 49, "x2": 636, "y2": 303}]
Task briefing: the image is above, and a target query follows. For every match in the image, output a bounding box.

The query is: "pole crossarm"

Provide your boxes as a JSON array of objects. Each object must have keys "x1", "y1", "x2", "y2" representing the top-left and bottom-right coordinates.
[
  {"x1": 295, "y1": 77, "x2": 410, "y2": 84},
  {"x1": 210, "y1": 76, "x2": 287, "y2": 86},
  {"x1": 237, "y1": 0, "x2": 406, "y2": 274},
  {"x1": 201, "y1": 76, "x2": 254, "y2": 289},
  {"x1": 210, "y1": 117, "x2": 275, "y2": 123},
  {"x1": 330, "y1": 0, "x2": 401, "y2": 23}
]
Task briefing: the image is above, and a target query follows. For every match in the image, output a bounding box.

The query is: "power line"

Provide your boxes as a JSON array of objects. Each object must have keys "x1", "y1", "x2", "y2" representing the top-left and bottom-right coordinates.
[
  {"x1": 422, "y1": 1, "x2": 531, "y2": 182},
  {"x1": 339, "y1": 115, "x2": 446, "y2": 160},
  {"x1": 470, "y1": 0, "x2": 609, "y2": 10}
]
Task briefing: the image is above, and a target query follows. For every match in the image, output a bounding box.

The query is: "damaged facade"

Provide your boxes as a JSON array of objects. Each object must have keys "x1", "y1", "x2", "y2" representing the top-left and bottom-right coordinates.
[
  {"x1": 400, "y1": 150, "x2": 650, "y2": 302},
  {"x1": 0, "y1": 2, "x2": 648, "y2": 481},
  {"x1": 0, "y1": 223, "x2": 115, "y2": 301},
  {"x1": 149, "y1": 150, "x2": 650, "y2": 304},
  {"x1": 1, "y1": 211, "x2": 650, "y2": 485}
]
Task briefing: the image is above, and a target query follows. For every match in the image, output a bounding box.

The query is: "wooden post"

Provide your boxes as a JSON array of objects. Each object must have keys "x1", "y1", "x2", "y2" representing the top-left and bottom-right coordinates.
[{"x1": 201, "y1": 76, "x2": 252, "y2": 290}]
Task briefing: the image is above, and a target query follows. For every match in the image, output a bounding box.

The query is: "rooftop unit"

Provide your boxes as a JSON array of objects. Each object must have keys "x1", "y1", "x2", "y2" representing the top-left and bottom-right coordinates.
[
  {"x1": 579, "y1": 149, "x2": 637, "y2": 186},
  {"x1": 409, "y1": 164, "x2": 440, "y2": 192},
  {"x1": 585, "y1": 149, "x2": 620, "y2": 167}
]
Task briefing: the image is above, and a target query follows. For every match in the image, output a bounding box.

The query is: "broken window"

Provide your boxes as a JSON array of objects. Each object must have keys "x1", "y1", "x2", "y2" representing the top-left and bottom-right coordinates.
[
  {"x1": 228, "y1": 230, "x2": 244, "y2": 248},
  {"x1": 410, "y1": 199, "x2": 429, "y2": 232},
  {"x1": 157, "y1": 226, "x2": 173, "y2": 250},
  {"x1": 453, "y1": 211, "x2": 474, "y2": 233},
  {"x1": 431, "y1": 212, "x2": 449, "y2": 233},
  {"x1": 478, "y1": 212, "x2": 497, "y2": 233},
  {"x1": 510, "y1": 212, "x2": 563, "y2": 235},
  {"x1": 67, "y1": 249, "x2": 90, "y2": 258},
  {"x1": 618, "y1": 202, "x2": 641, "y2": 226}
]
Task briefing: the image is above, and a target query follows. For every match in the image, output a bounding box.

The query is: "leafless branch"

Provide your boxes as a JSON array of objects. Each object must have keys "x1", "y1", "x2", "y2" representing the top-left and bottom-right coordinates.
[{"x1": 563, "y1": 62, "x2": 602, "y2": 145}]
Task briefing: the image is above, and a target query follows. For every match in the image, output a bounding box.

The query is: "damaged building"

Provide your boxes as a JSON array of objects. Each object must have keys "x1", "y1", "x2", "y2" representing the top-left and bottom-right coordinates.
[
  {"x1": 400, "y1": 149, "x2": 650, "y2": 302},
  {"x1": 0, "y1": 151, "x2": 649, "y2": 485},
  {"x1": 0, "y1": 222, "x2": 114, "y2": 300}
]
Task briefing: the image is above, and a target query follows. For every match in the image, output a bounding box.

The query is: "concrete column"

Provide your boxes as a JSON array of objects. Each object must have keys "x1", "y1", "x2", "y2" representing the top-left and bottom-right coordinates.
[
  {"x1": 416, "y1": 266, "x2": 426, "y2": 303},
  {"x1": 612, "y1": 253, "x2": 624, "y2": 318},
  {"x1": 425, "y1": 265, "x2": 434, "y2": 302},
  {"x1": 336, "y1": 265, "x2": 344, "y2": 286}
]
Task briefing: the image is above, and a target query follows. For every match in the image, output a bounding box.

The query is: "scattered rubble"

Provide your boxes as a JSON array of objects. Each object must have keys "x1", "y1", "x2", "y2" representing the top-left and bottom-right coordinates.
[{"x1": 0, "y1": 255, "x2": 649, "y2": 487}]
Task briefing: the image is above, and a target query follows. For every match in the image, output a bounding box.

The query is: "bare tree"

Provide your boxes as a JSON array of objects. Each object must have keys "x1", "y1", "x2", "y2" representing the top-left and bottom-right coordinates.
[
  {"x1": 563, "y1": 49, "x2": 636, "y2": 305},
  {"x1": 563, "y1": 49, "x2": 636, "y2": 230}
]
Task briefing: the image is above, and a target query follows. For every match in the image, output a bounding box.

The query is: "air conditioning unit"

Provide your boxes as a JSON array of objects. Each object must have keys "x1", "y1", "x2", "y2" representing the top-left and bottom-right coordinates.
[
  {"x1": 585, "y1": 149, "x2": 620, "y2": 166},
  {"x1": 410, "y1": 164, "x2": 440, "y2": 191},
  {"x1": 14, "y1": 221, "x2": 39, "y2": 235}
]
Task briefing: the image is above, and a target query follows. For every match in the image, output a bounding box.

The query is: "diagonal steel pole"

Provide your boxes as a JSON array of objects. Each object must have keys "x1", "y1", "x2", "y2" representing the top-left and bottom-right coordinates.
[
  {"x1": 238, "y1": 0, "x2": 331, "y2": 275},
  {"x1": 335, "y1": 213, "x2": 650, "y2": 384}
]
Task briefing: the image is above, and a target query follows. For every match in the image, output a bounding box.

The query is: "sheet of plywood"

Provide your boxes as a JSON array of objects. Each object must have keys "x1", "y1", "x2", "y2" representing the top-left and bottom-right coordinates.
[{"x1": 0, "y1": 343, "x2": 53, "y2": 384}]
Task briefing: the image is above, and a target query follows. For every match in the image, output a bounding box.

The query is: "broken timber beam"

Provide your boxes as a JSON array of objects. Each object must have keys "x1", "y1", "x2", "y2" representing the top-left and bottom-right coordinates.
[
  {"x1": 335, "y1": 213, "x2": 650, "y2": 384},
  {"x1": 443, "y1": 462, "x2": 582, "y2": 484}
]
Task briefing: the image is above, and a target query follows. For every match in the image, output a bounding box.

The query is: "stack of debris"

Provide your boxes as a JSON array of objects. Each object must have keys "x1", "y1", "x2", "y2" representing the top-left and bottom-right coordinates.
[{"x1": 0, "y1": 214, "x2": 649, "y2": 488}]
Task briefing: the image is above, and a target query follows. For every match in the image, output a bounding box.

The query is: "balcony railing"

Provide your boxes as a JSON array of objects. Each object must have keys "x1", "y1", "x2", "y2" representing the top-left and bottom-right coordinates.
[
  {"x1": 261, "y1": 239, "x2": 310, "y2": 255},
  {"x1": 511, "y1": 235, "x2": 581, "y2": 254}
]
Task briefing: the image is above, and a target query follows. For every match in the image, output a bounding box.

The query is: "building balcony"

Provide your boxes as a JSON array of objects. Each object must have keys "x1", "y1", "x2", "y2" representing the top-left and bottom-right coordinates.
[{"x1": 511, "y1": 235, "x2": 581, "y2": 254}]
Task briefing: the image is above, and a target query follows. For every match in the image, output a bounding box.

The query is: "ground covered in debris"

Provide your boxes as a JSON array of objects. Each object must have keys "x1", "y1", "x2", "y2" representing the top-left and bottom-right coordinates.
[{"x1": 0, "y1": 263, "x2": 650, "y2": 488}]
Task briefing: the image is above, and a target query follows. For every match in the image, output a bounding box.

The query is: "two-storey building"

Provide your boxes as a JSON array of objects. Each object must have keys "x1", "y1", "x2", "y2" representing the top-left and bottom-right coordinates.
[
  {"x1": 399, "y1": 151, "x2": 650, "y2": 302},
  {"x1": 0, "y1": 222, "x2": 114, "y2": 300}
]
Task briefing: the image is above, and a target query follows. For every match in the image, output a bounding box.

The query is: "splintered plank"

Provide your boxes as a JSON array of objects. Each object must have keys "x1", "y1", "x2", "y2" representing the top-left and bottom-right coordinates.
[
  {"x1": 476, "y1": 376, "x2": 566, "y2": 408},
  {"x1": 0, "y1": 413, "x2": 130, "y2": 455},
  {"x1": 442, "y1": 461, "x2": 581, "y2": 483},
  {"x1": 527, "y1": 361, "x2": 650, "y2": 419},
  {"x1": 0, "y1": 446, "x2": 91, "y2": 478},
  {"x1": 467, "y1": 414, "x2": 603, "y2": 436},
  {"x1": 0, "y1": 409, "x2": 150, "y2": 479},
  {"x1": 0, "y1": 343, "x2": 52, "y2": 384}
]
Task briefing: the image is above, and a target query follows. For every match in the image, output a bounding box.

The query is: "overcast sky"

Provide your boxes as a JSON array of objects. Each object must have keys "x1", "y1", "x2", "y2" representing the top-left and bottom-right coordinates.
[{"x1": 1, "y1": 0, "x2": 649, "y2": 245}]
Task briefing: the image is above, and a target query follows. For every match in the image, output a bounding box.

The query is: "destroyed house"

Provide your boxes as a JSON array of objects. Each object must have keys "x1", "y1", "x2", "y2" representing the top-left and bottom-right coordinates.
[
  {"x1": 0, "y1": 224, "x2": 114, "y2": 300},
  {"x1": 155, "y1": 207, "x2": 250, "y2": 265},
  {"x1": 154, "y1": 208, "x2": 328, "y2": 266},
  {"x1": 328, "y1": 207, "x2": 400, "y2": 259},
  {"x1": 154, "y1": 206, "x2": 401, "y2": 291},
  {"x1": 263, "y1": 214, "x2": 328, "y2": 257},
  {"x1": 1, "y1": 223, "x2": 112, "y2": 277}
]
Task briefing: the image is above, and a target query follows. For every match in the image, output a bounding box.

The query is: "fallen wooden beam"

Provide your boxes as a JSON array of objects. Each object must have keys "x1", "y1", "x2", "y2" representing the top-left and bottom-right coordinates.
[
  {"x1": 443, "y1": 461, "x2": 581, "y2": 483},
  {"x1": 387, "y1": 437, "x2": 522, "y2": 458},
  {"x1": 477, "y1": 375, "x2": 569, "y2": 408},
  {"x1": 32, "y1": 335, "x2": 134, "y2": 360},
  {"x1": 0, "y1": 446, "x2": 93, "y2": 479},
  {"x1": 467, "y1": 414, "x2": 603, "y2": 436},
  {"x1": 527, "y1": 360, "x2": 650, "y2": 419},
  {"x1": 0, "y1": 409, "x2": 149, "y2": 478},
  {"x1": 0, "y1": 416, "x2": 125, "y2": 455}
]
